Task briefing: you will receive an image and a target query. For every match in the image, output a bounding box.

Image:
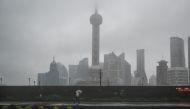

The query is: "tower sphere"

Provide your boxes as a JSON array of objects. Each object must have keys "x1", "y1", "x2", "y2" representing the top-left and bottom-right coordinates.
[{"x1": 90, "y1": 11, "x2": 103, "y2": 26}]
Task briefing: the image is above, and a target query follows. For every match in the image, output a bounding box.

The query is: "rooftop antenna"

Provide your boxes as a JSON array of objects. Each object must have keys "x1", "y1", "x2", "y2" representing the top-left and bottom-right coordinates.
[
  {"x1": 161, "y1": 53, "x2": 165, "y2": 60},
  {"x1": 94, "y1": 0, "x2": 98, "y2": 13}
]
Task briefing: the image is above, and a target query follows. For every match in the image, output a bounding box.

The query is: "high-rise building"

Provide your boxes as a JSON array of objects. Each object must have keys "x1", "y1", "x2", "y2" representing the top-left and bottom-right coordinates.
[
  {"x1": 69, "y1": 65, "x2": 78, "y2": 85},
  {"x1": 149, "y1": 75, "x2": 156, "y2": 86},
  {"x1": 77, "y1": 58, "x2": 89, "y2": 81},
  {"x1": 47, "y1": 58, "x2": 60, "y2": 85},
  {"x1": 135, "y1": 49, "x2": 148, "y2": 86},
  {"x1": 90, "y1": 8, "x2": 103, "y2": 66},
  {"x1": 188, "y1": 37, "x2": 190, "y2": 84},
  {"x1": 170, "y1": 37, "x2": 185, "y2": 67},
  {"x1": 167, "y1": 67, "x2": 188, "y2": 86},
  {"x1": 38, "y1": 72, "x2": 47, "y2": 85},
  {"x1": 72, "y1": 58, "x2": 90, "y2": 86},
  {"x1": 168, "y1": 37, "x2": 188, "y2": 86},
  {"x1": 156, "y1": 60, "x2": 168, "y2": 86},
  {"x1": 103, "y1": 52, "x2": 131, "y2": 86},
  {"x1": 37, "y1": 58, "x2": 68, "y2": 86},
  {"x1": 56, "y1": 63, "x2": 68, "y2": 85}
]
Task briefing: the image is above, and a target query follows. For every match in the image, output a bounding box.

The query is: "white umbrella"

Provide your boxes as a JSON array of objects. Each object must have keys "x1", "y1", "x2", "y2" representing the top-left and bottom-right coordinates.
[{"x1": 76, "y1": 90, "x2": 82, "y2": 94}]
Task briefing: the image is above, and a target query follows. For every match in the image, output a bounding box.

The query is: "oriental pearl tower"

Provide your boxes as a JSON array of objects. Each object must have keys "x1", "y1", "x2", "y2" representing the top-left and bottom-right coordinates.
[{"x1": 90, "y1": 8, "x2": 103, "y2": 66}]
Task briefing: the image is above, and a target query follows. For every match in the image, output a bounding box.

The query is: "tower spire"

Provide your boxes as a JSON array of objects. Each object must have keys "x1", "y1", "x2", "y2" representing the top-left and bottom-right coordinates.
[
  {"x1": 94, "y1": 1, "x2": 98, "y2": 13},
  {"x1": 53, "y1": 56, "x2": 55, "y2": 63},
  {"x1": 95, "y1": 7, "x2": 98, "y2": 13}
]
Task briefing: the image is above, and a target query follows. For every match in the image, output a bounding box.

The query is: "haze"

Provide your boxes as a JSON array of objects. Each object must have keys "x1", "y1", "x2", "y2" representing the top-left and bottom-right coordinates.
[{"x1": 0, "y1": 0, "x2": 190, "y2": 85}]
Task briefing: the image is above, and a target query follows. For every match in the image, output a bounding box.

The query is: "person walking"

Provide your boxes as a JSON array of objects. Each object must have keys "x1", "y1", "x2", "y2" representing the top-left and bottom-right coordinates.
[{"x1": 75, "y1": 90, "x2": 82, "y2": 105}]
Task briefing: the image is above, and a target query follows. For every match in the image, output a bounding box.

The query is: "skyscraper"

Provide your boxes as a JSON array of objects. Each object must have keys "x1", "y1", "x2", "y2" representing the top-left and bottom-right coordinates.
[
  {"x1": 77, "y1": 58, "x2": 89, "y2": 81},
  {"x1": 170, "y1": 37, "x2": 185, "y2": 67},
  {"x1": 103, "y1": 52, "x2": 131, "y2": 86},
  {"x1": 73, "y1": 58, "x2": 90, "y2": 86},
  {"x1": 69, "y1": 65, "x2": 78, "y2": 85},
  {"x1": 168, "y1": 37, "x2": 188, "y2": 86},
  {"x1": 137, "y1": 49, "x2": 145, "y2": 74},
  {"x1": 135, "y1": 49, "x2": 147, "y2": 86},
  {"x1": 188, "y1": 37, "x2": 190, "y2": 84},
  {"x1": 37, "y1": 58, "x2": 68, "y2": 86},
  {"x1": 156, "y1": 60, "x2": 168, "y2": 86},
  {"x1": 149, "y1": 75, "x2": 156, "y2": 86},
  {"x1": 90, "y1": 8, "x2": 103, "y2": 66}
]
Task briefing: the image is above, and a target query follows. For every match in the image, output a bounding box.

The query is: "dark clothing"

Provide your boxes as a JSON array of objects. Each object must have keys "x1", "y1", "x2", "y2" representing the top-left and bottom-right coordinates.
[{"x1": 75, "y1": 96, "x2": 80, "y2": 104}]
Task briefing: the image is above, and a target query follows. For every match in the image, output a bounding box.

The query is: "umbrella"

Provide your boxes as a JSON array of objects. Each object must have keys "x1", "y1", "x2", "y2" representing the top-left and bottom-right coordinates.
[{"x1": 76, "y1": 90, "x2": 82, "y2": 94}]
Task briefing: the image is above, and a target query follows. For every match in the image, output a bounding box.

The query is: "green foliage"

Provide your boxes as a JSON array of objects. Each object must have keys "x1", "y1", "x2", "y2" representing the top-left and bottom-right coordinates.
[
  {"x1": 16, "y1": 106, "x2": 23, "y2": 109},
  {"x1": 66, "y1": 106, "x2": 72, "y2": 109},
  {"x1": 1, "y1": 106, "x2": 9, "y2": 109},
  {"x1": 25, "y1": 105, "x2": 32, "y2": 109},
  {"x1": 44, "y1": 94, "x2": 63, "y2": 101},
  {"x1": 6, "y1": 96, "x2": 16, "y2": 101},
  {"x1": 52, "y1": 106, "x2": 59, "y2": 109},
  {"x1": 38, "y1": 106, "x2": 45, "y2": 109}
]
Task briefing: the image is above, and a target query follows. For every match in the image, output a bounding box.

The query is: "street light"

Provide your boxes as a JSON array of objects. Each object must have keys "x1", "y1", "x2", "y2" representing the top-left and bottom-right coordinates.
[
  {"x1": 28, "y1": 77, "x2": 31, "y2": 86},
  {"x1": 38, "y1": 81, "x2": 40, "y2": 86},
  {"x1": 0, "y1": 77, "x2": 2, "y2": 85},
  {"x1": 69, "y1": 77, "x2": 71, "y2": 86},
  {"x1": 99, "y1": 69, "x2": 102, "y2": 86},
  {"x1": 34, "y1": 80, "x2": 36, "y2": 86}
]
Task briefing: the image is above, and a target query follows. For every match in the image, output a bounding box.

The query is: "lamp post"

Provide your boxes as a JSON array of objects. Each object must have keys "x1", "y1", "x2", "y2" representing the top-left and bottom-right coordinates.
[
  {"x1": 68, "y1": 77, "x2": 71, "y2": 86},
  {"x1": 34, "y1": 80, "x2": 36, "y2": 86},
  {"x1": 99, "y1": 69, "x2": 102, "y2": 86},
  {"x1": 38, "y1": 81, "x2": 40, "y2": 86},
  {"x1": 28, "y1": 77, "x2": 31, "y2": 86},
  {"x1": 0, "y1": 77, "x2": 2, "y2": 85}
]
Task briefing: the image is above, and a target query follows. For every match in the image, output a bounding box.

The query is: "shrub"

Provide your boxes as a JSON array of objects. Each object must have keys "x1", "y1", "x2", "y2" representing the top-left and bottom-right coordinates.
[
  {"x1": 38, "y1": 106, "x2": 45, "y2": 109},
  {"x1": 1, "y1": 106, "x2": 8, "y2": 109},
  {"x1": 16, "y1": 106, "x2": 23, "y2": 109},
  {"x1": 25, "y1": 105, "x2": 32, "y2": 109},
  {"x1": 6, "y1": 96, "x2": 16, "y2": 101},
  {"x1": 44, "y1": 94, "x2": 62, "y2": 101},
  {"x1": 52, "y1": 106, "x2": 59, "y2": 109},
  {"x1": 66, "y1": 106, "x2": 72, "y2": 109}
]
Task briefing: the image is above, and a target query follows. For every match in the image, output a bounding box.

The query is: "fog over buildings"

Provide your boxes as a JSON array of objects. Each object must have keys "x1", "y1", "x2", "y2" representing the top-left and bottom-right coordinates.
[
  {"x1": 156, "y1": 60, "x2": 168, "y2": 86},
  {"x1": 0, "y1": 0, "x2": 190, "y2": 85},
  {"x1": 167, "y1": 37, "x2": 188, "y2": 86}
]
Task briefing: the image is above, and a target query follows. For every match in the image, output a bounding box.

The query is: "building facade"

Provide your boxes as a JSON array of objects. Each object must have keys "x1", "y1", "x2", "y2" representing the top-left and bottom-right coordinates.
[
  {"x1": 38, "y1": 72, "x2": 47, "y2": 85},
  {"x1": 37, "y1": 58, "x2": 68, "y2": 86},
  {"x1": 76, "y1": 58, "x2": 90, "y2": 84},
  {"x1": 69, "y1": 58, "x2": 90, "y2": 86},
  {"x1": 68, "y1": 65, "x2": 78, "y2": 85},
  {"x1": 170, "y1": 37, "x2": 185, "y2": 67},
  {"x1": 167, "y1": 67, "x2": 188, "y2": 86},
  {"x1": 103, "y1": 52, "x2": 131, "y2": 86},
  {"x1": 149, "y1": 75, "x2": 156, "y2": 86},
  {"x1": 168, "y1": 37, "x2": 188, "y2": 86},
  {"x1": 135, "y1": 49, "x2": 148, "y2": 86},
  {"x1": 156, "y1": 60, "x2": 168, "y2": 86}
]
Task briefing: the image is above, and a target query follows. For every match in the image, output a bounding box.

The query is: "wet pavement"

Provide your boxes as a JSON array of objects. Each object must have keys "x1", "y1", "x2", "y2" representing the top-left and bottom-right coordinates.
[{"x1": 0, "y1": 102, "x2": 190, "y2": 107}]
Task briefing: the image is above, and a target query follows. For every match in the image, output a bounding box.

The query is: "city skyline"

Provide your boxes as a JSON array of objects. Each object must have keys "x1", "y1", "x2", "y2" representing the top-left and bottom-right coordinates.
[{"x1": 0, "y1": 0, "x2": 190, "y2": 85}]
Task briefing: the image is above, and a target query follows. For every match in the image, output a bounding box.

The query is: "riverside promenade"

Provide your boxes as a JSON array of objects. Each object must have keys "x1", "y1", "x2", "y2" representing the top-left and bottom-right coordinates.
[{"x1": 1, "y1": 102, "x2": 190, "y2": 109}]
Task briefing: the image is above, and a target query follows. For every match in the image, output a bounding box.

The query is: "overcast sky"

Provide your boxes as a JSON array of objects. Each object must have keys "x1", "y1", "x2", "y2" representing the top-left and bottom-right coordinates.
[{"x1": 0, "y1": 0, "x2": 190, "y2": 85}]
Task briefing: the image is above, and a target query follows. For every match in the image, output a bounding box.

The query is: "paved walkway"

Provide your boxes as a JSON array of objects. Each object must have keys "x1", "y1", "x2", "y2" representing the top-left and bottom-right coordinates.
[{"x1": 0, "y1": 102, "x2": 190, "y2": 107}]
